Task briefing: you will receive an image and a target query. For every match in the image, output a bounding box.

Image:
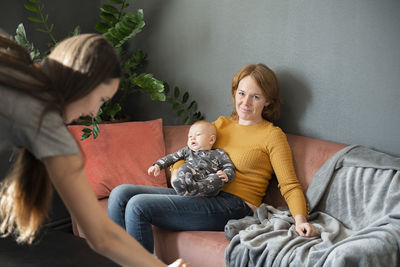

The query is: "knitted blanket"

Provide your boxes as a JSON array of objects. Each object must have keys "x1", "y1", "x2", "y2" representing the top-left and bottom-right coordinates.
[{"x1": 225, "y1": 145, "x2": 400, "y2": 267}]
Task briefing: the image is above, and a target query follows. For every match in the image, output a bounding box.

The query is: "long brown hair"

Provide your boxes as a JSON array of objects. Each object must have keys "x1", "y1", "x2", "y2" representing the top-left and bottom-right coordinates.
[
  {"x1": 231, "y1": 63, "x2": 281, "y2": 122},
  {"x1": 0, "y1": 33, "x2": 121, "y2": 243}
]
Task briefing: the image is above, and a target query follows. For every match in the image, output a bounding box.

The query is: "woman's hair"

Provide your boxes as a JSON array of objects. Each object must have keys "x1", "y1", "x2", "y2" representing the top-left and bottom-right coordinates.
[
  {"x1": 230, "y1": 63, "x2": 281, "y2": 122},
  {"x1": 0, "y1": 33, "x2": 121, "y2": 244}
]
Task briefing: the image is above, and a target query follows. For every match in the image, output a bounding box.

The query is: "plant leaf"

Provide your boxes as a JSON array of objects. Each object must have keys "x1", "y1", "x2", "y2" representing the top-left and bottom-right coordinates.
[
  {"x1": 100, "y1": 12, "x2": 118, "y2": 24},
  {"x1": 36, "y1": 28, "x2": 48, "y2": 33},
  {"x1": 14, "y1": 24, "x2": 27, "y2": 44},
  {"x1": 14, "y1": 23, "x2": 42, "y2": 62},
  {"x1": 80, "y1": 132, "x2": 92, "y2": 140},
  {"x1": 182, "y1": 92, "x2": 189, "y2": 103},
  {"x1": 80, "y1": 120, "x2": 93, "y2": 126},
  {"x1": 95, "y1": 22, "x2": 111, "y2": 33},
  {"x1": 92, "y1": 123, "x2": 100, "y2": 139},
  {"x1": 101, "y1": 102, "x2": 121, "y2": 120},
  {"x1": 122, "y1": 49, "x2": 146, "y2": 72},
  {"x1": 158, "y1": 94, "x2": 166, "y2": 101},
  {"x1": 132, "y1": 73, "x2": 165, "y2": 97},
  {"x1": 28, "y1": 17, "x2": 42, "y2": 23},
  {"x1": 177, "y1": 109, "x2": 185, "y2": 117},
  {"x1": 174, "y1": 86, "x2": 180, "y2": 98},
  {"x1": 69, "y1": 25, "x2": 81, "y2": 37},
  {"x1": 95, "y1": 115, "x2": 103, "y2": 123},
  {"x1": 24, "y1": 4, "x2": 39, "y2": 13},
  {"x1": 101, "y1": 4, "x2": 119, "y2": 14},
  {"x1": 184, "y1": 116, "x2": 191, "y2": 125},
  {"x1": 164, "y1": 83, "x2": 170, "y2": 94},
  {"x1": 104, "y1": 10, "x2": 145, "y2": 48}
]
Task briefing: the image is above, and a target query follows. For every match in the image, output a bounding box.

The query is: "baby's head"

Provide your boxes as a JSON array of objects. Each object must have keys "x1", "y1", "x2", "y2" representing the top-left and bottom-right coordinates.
[{"x1": 187, "y1": 120, "x2": 217, "y2": 151}]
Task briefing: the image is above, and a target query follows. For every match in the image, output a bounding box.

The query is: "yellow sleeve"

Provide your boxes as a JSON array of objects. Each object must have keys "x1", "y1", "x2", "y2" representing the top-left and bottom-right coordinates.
[{"x1": 269, "y1": 129, "x2": 308, "y2": 218}]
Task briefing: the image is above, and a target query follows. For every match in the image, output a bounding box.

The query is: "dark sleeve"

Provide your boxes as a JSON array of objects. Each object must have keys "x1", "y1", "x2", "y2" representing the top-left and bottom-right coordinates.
[
  {"x1": 153, "y1": 147, "x2": 187, "y2": 169},
  {"x1": 216, "y1": 148, "x2": 235, "y2": 183}
]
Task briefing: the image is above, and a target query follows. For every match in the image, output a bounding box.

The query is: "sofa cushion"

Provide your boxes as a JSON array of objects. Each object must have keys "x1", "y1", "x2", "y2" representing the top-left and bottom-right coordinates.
[
  {"x1": 154, "y1": 227, "x2": 228, "y2": 267},
  {"x1": 68, "y1": 119, "x2": 167, "y2": 199}
]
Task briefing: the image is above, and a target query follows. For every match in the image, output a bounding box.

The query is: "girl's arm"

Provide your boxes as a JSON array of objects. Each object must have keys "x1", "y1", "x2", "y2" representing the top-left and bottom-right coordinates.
[{"x1": 43, "y1": 154, "x2": 185, "y2": 267}]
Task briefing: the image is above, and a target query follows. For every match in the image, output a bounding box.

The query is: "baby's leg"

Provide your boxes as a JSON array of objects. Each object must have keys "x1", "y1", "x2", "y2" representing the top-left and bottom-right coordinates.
[
  {"x1": 185, "y1": 173, "x2": 222, "y2": 197},
  {"x1": 201, "y1": 173, "x2": 222, "y2": 197},
  {"x1": 172, "y1": 164, "x2": 193, "y2": 195}
]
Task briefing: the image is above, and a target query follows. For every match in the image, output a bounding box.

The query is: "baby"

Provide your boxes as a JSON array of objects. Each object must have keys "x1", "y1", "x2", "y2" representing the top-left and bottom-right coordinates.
[{"x1": 148, "y1": 120, "x2": 235, "y2": 196}]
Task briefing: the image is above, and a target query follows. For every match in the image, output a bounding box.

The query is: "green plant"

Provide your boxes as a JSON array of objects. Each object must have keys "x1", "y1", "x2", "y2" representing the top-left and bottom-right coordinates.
[
  {"x1": 17, "y1": 0, "x2": 205, "y2": 140},
  {"x1": 14, "y1": 24, "x2": 41, "y2": 62},
  {"x1": 164, "y1": 83, "x2": 205, "y2": 124}
]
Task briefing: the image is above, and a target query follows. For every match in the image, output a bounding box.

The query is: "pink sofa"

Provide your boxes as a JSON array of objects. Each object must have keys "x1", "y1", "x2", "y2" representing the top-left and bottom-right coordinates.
[{"x1": 71, "y1": 124, "x2": 347, "y2": 267}]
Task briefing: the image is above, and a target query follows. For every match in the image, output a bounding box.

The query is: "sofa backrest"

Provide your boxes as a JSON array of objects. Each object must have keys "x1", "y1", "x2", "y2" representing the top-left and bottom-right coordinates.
[{"x1": 162, "y1": 126, "x2": 347, "y2": 207}]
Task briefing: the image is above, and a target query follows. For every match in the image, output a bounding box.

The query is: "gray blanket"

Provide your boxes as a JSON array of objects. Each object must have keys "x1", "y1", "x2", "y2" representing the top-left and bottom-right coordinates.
[{"x1": 225, "y1": 145, "x2": 400, "y2": 267}]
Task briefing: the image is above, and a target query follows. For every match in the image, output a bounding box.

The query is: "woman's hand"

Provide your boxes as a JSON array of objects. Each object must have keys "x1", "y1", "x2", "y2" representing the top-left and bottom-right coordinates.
[
  {"x1": 294, "y1": 214, "x2": 319, "y2": 237},
  {"x1": 168, "y1": 258, "x2": 190, "y2": 267}
]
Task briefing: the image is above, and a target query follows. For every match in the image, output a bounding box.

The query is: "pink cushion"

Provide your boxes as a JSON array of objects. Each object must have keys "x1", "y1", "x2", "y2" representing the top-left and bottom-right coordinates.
[{"x1": 68, "y1": 119, "x2": 167, "y2": 199}]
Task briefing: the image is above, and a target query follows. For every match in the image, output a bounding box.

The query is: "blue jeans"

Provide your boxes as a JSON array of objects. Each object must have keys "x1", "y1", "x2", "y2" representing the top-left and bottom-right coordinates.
[{"x1": 107, "y1": 184, "x2": 253, "y2": 253}]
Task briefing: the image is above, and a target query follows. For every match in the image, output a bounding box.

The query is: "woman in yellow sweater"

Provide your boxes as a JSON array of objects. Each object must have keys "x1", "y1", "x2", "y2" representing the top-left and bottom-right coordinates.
[{"x1": 108, "y1": 63, "x2": 319, "y2": 253}]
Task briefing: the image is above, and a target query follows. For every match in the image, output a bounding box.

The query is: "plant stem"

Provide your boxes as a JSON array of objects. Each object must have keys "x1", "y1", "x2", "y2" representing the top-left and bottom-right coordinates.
[
  {"x1": 117, "y1": 0, "x2": 129, "y2": 22},
  {"x1": 39, "y1": 3, "x2": 57, "y2": 45}
]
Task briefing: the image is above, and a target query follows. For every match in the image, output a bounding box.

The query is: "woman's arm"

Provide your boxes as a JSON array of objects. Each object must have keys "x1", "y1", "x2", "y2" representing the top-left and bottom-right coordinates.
[
  {"x1": 268, "y1": 129, "x2": 319, "y2": 237},
  {"x1": 43, "y1": 154, "x2": 185, "y2": 267}
]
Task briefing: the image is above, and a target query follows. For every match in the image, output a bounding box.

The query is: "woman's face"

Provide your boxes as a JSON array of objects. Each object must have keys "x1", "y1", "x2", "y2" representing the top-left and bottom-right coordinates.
[
  {"x1": 63, "y1": 78, "x2": 120, "y2": 124},
  {"x1": 235, "y1": 75, "x2": 269, "y2": 125}
]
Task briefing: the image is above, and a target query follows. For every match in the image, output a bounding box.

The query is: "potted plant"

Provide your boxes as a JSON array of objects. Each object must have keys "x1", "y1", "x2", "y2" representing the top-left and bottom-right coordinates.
[{"x1": 16, "y1": 0, "x2": 204, "y2": 140}]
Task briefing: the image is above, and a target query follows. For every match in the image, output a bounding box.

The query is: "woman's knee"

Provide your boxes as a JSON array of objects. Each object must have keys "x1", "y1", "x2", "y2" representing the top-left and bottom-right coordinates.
[
  {"x1": 109, "y1": 184, "x2": 134, "y2": 203},
  {"x1": 125, "y1": 194, "x2": 154, "y2": 221}
]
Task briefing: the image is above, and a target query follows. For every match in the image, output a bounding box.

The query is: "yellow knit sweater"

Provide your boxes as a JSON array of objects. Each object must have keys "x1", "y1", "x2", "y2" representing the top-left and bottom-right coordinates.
[{"x1": 213, "y1": 116, "x2": 308, "y2": 218}]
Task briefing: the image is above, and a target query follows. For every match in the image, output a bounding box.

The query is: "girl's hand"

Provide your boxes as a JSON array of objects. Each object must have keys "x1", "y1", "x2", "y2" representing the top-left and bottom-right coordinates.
[
  {"x1": 216, "y1": 170, "x2": 228, "y2": 182},
  {"x1": 147, "y1": 165, "x2": 160, "y2": 176},
  {"x1": 168, "y1": 258, "x2": 190, "y2": 267},
  {"x1": 294, "y1": 214, "x2": 319, "y2": 237}
]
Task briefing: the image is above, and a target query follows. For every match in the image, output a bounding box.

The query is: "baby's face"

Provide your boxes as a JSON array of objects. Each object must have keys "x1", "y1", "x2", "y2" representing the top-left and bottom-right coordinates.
[{"x1": 187, "y1": 124, "x2": 215, "y2": 151}]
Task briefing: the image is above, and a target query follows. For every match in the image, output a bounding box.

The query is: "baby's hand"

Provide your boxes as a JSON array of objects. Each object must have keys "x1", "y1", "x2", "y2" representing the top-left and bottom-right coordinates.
[
  {"x1": 147, "y1": 165, "x2": 160, "y2": 176},
  {"x1": 217, "y1": 170, "x2": 228, "y2": 182}
]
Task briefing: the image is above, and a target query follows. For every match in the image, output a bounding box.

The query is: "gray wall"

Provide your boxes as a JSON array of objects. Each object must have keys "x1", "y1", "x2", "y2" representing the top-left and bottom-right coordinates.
[{"x1": 128, "y1": 0, "x2": 400, "y2": 157}]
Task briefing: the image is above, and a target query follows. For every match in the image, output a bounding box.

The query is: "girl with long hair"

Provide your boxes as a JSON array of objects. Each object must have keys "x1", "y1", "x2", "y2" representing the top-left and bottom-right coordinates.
[{"x1": 0, "y1": 32, "x2": 186, "y2": 267}]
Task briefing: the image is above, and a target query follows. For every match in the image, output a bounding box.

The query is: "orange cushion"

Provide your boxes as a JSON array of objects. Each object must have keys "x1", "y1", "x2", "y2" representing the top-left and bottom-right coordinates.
[{"x1": 68, "y1": 119, "x2": 167, "y2": 199}]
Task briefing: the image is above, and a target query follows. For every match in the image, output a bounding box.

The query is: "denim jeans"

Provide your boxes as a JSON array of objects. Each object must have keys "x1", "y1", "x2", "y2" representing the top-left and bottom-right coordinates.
[{"x1": 107, "y1": 184, "x2": 253, "y2": 253}]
